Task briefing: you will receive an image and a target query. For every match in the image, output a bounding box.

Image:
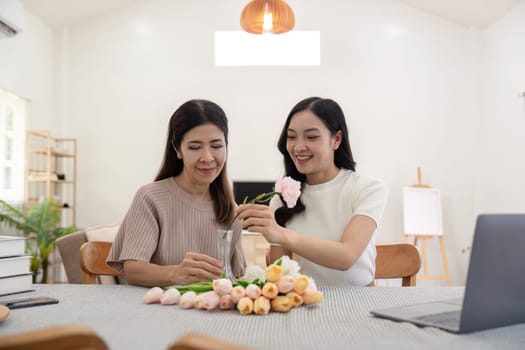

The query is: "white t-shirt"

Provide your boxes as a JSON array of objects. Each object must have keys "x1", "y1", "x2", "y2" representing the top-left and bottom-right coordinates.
[{"x1": 270, "y1": 169, "x2": 387, "y2": 286}]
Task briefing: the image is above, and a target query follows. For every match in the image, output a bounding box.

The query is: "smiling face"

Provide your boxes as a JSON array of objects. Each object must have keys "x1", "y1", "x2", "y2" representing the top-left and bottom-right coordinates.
[
  {"x1": 286, "y1": 110, "x2": 342, "y2": 185},
  {"x1": 177, "y1": 123, "x2": 226, "y2": 189}
]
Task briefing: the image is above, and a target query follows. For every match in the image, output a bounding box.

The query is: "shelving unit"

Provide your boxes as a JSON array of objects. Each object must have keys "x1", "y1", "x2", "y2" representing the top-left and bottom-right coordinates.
[
  {"x1": 24, "y1": 130, "x2": 77, "y2": 282},
  {"x1": 25, "y1": 130, "x2": 77, "y2": 225}
]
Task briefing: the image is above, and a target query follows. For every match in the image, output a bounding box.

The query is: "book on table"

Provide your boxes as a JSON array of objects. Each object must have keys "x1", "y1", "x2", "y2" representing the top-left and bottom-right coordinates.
[
  {"x1": 0, "y1": 236, "x2": 26, "y2": 258},
  {"x1": 0, "y1": 255, "x2": 32, "y2": 278},
  {"x1": 0, "y1": 236, "x2": 33, "y2": 296},
  {"x1": 0, "y1": 273, "x2": 33, "y2": 296}
]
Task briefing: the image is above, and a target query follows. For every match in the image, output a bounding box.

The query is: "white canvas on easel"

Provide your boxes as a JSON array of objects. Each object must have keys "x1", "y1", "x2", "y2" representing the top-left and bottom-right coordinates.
[
  {"x1": 403, "y1": 167, "x2": 451, "y2": 286},
  {"x1": 403, "y1": 187, "x2": 443, "y2": 236}
]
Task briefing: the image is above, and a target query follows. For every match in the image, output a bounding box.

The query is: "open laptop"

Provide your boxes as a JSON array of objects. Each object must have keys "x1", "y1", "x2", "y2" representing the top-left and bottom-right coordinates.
[{"x1": 371, "y1": 214, "x2": 525, "y2": 333}]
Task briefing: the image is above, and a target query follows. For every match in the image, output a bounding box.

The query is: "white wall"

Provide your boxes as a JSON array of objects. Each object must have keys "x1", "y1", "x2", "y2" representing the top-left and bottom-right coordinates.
[
  {"x1": 13, "y1": 0, "x2": 524, "y2": 285},
  {"x1": 478, "y1": 2, "x2": 525, "y2": 214},
  {"x1": 0, "y1": 12, "x2": 55, "y2": 131},
  {"x1": 53, "y1": 0, "x2": 487, "y2": 285}
]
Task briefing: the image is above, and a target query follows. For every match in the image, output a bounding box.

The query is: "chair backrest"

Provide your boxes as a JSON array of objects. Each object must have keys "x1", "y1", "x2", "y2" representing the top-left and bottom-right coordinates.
[
  {"x1": 168, "y1": 332, "x2": 255, "y2": 350},
  {"x1": 80, "y1": 241, "x2": 122, "y2": 284},
  {"x1": 0, "y1": 324, "x2": 109, "y2": 350},
  {"x1": 56, "y1": 230, "x2": 89, "y2": 284},
  {"x1": 375, "y1": 243, "x2": 421, "y2": 286}
]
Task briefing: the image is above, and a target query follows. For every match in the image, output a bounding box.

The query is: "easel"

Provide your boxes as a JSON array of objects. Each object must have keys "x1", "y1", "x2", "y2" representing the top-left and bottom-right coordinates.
[{"x1": 404, "y1": 167, "x2": 451, "y2": 286}]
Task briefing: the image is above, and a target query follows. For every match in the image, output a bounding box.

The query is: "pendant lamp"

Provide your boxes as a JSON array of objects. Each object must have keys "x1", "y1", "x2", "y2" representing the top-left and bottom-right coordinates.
[{"x1": 240, "y1": 0, "x2": 295, "y2": 34}]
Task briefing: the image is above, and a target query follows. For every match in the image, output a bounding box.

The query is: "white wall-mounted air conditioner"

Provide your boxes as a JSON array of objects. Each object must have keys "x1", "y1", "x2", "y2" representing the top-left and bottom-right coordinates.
[{"x1": 0, "y1": 0, "x2": 24, "y2": 38}]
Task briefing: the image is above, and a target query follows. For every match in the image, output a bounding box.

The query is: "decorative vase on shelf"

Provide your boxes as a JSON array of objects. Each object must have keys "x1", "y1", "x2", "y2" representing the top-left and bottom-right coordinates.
[{"x1": 217, "y1": 229, "x2": 235, "y2": 281}]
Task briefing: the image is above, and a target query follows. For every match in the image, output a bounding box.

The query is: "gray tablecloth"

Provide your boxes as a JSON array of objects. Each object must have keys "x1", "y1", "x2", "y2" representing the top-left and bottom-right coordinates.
[{"x1": 1, "y1": 285, "x2": 524, "y2": 349}]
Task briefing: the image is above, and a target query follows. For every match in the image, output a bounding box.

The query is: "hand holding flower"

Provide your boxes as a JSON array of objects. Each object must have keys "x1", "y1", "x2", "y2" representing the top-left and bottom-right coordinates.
[{"x1": 226, "y1": 176, "x2": 301, "y2": 232}]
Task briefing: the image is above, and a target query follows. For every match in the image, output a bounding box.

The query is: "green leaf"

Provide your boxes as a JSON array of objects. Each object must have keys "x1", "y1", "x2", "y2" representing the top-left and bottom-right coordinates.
[{"x1": 234, "y1": 280, "x2": 249, "y2": 288}]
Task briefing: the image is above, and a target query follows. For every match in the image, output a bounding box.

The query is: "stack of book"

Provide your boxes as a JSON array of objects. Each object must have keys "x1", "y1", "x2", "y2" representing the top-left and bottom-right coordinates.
[{"x1": 0, "y1": 235, "x2": 33, "y2": 296}]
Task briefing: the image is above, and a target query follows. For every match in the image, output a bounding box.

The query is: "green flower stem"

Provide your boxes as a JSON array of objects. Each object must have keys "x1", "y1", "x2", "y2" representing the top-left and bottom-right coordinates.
[
  {"x1": 226, "y1": 191, "x2": 279, "y2": 231},
  {"x1": 169, "y1": 278, "x2": 265, "y2": 295}
]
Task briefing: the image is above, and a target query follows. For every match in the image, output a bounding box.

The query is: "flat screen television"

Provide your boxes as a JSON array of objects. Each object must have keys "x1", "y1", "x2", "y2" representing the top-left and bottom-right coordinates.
[{"x1": 233, "y1": 181, "x2": 275, "y2": 205}]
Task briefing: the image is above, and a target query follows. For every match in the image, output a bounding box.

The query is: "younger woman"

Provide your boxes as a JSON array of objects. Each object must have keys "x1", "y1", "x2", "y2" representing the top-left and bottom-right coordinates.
[{"x1": 236, "y1": 97, "x2": 386, "y2": 286}]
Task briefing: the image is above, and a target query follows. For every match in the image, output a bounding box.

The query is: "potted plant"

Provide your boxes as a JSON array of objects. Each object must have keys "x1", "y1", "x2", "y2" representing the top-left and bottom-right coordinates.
[{"x1": 0, "y1": 198, "x2": 79, "y2": 283}]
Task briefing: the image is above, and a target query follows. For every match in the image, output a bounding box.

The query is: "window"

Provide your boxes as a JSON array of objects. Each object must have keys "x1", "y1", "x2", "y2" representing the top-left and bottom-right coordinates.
[
  {"x1": 215, "y1": 30, "x2": 321, "y2": 66},
  {"x1": 0, "y1": 88, "x2": 26, "y2": 202}
]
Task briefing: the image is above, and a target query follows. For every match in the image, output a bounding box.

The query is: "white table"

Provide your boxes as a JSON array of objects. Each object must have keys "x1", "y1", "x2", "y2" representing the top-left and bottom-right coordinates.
[{"x1": 1, "y1": 285, "x2": 524, "y2": 349}]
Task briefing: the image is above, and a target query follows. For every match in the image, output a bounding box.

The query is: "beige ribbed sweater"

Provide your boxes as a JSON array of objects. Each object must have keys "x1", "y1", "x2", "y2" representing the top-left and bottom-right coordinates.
[{"x1": 107, "y1": 177, "x2": 245, "y2": 277}]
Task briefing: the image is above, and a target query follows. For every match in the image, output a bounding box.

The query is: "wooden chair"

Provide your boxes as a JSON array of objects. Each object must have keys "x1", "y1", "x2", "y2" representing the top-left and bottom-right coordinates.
[
  {"x1": 0, "y1": 324, "x2": 109, "y2": 350},
  {"x1": 375, "y1": 243, "x2": 421, "y2": 286},
  {"x1": 168, "y1": 333, "x2": 255, "y2": 350},
  {"x1": 80, "y1": 241, "x2": 122, "y2": 284}
]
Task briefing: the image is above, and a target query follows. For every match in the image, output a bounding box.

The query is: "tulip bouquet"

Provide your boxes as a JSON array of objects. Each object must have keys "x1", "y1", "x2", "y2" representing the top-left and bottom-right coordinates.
[{"x1": 142, "y1": 256, "x2": 324, "y2": 315}]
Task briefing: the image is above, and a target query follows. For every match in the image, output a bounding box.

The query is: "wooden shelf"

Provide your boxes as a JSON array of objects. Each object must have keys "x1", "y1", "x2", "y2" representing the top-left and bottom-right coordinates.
[
  {"x1": 30, "y1": 148, "x2": 75, "y2": 157},
  {"x1": 25, "y1": 130, "x2": 77, "y2": 284},
  {"x1": 25, "y1": 130, "x2": 77, "y2": 226}
]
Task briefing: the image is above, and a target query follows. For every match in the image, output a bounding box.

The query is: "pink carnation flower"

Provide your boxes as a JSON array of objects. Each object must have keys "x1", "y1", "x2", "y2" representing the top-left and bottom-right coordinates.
[{"x1": 275, "y1": 177, "x2": 301, "y2": 208}]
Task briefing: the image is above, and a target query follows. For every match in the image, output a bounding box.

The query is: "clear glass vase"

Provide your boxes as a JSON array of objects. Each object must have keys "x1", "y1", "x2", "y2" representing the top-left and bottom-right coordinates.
[{"x1": 217, "y1": 229, "x2": 235, "y2": 281}]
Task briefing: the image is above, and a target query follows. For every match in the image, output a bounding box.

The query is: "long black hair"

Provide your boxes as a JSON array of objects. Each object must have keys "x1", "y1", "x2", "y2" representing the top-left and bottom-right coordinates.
[
  {"x1": 155, "y1": 99, "x2": 235, "y2": 225},
  {"x1": 275, "y1": 97, "x2": 356, "y2": 226}
]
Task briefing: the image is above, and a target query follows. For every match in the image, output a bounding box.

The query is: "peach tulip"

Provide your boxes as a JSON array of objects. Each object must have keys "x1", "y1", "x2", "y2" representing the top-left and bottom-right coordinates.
[
  {"x1": 271, "y1": 295, "x2": 293, "y2": 313},
  {"x1": 143, "y1": 287, "x2": 164, "y2": 304},
  {"x1": 237, "y1": 297, "x2": 254, "y2": 315},
  {"x1": 253, "y1": 296, "x2": 271, "y2": 315},
  {"x1": 180, "y1": 291, "x2": 197, "y2": 309},
  {"x1": 302, "y1": 290, "x2": 324, "y2": 305},
  {"x1": 286, "y1": 292, "x2": 304, "y2": 307},
  {"x1": 160, "y1": 288, "x2": 180, "y2": 305},
  {"x1": 261, "y1": 282, "x2": 278, "y2": 299},
  {"x1": 265, "y1": 264, "x2": 282, "y2": 282},
  {"x1": 293, "y1": 275, "x2": 309, "y2": 294}
]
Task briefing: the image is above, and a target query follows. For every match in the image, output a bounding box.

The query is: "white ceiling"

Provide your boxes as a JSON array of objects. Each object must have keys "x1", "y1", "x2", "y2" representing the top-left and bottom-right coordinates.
[{"x1": 20, "y1": 0, "x2": 523, "y2": 29}]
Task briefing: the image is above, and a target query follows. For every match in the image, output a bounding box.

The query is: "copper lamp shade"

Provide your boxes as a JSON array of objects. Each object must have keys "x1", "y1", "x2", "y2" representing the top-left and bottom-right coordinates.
[{"x1": 240, "y1": 0, "x2": 295, "y2": 34}]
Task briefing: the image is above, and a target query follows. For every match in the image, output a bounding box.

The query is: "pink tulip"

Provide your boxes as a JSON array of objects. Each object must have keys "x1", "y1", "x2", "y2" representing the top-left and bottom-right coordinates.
[
  {"x1": 231, "y1": 286, "x2": 246, "y2": 303},
  {"x1": 196, "y1": 291, "x2": 220, "y2": 310},
  {"x1": 219, "y1": 294, "x2": 234, "y2": 310},
  {"x1": 212, "y1": 278, "x2": 233, "y2": 296},
  {"x1": 245, "y1": 284, "x2": 262, "y2": 300},
  {"x1": 160, "y1": 288, "x2": 180, "y2": 305},
  {"x1": 180, "y1": 291, "x2": 197, "y2": 309},
  {"x1": 277, "y1": 276, "x2": 295, "y2": 294},
  {"x1": 143, "y1": 287, "x2": 164, "y2": 304}
]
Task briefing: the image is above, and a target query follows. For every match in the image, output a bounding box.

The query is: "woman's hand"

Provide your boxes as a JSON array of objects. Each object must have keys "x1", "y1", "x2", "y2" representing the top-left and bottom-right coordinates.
[
  {"x1": 236, "y1": 204, "x2": 286, "y2": 245},
  {"x1": 124, "y1": 252, "x2": 223, "y2": 287},
  {"x1": 174, "y1": 252, "x2": 223, "y2": 285}
]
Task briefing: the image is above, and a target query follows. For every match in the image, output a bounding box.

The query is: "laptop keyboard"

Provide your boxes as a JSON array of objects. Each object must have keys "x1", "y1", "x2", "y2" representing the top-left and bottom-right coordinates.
[{"x1": 414, "y1": 310, "x2": 461, "y2": 328}]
